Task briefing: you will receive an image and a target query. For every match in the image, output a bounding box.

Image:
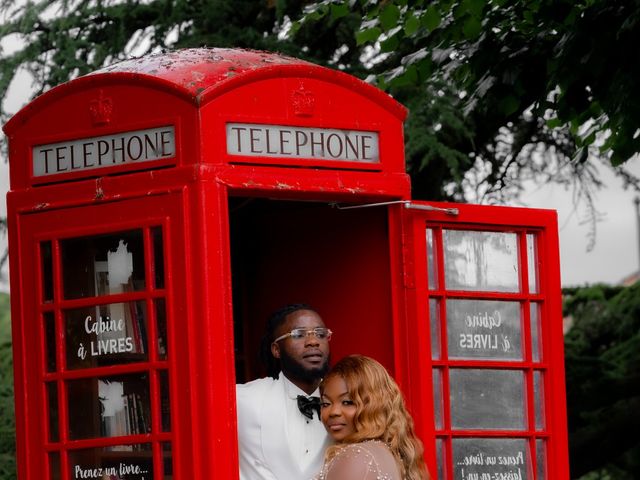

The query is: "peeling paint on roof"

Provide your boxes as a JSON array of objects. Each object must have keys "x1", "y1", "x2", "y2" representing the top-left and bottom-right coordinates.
[{"x1": 93, "y1": 48, "x2": 310, "y2": 98}]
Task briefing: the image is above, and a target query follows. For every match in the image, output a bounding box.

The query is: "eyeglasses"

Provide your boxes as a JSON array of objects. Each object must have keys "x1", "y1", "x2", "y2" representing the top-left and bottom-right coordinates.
[{"x1": 273, "y1": 327, "x2": 333, "y2": 343}]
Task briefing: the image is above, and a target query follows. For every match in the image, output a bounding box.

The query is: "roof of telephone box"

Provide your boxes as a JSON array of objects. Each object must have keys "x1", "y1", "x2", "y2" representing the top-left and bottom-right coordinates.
[
  {"x1": 4, "y1": 48, "x2": 406, "y2": 133},
  {"x1": 95, "y1": 47, "x2": 308, "y2": 97}
]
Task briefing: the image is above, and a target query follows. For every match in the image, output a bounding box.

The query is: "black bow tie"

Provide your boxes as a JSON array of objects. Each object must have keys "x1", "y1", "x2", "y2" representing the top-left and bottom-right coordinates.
[{"x1": 297, "y1": 395, "x2": 321, "y2": 420}]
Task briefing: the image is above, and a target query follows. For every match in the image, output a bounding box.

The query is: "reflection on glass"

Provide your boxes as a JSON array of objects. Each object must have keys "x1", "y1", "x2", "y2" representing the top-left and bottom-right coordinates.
[
  {"x1": 443, "y1": 230, "x2": 519, "y2": 292},
  {"x1": 41, "y1": 241, "x2": 53, "y2": 302},
  {"x1": 429, "y1": 299, "x2": 440, "y2": 360},
  {"x1": 433, "y1": 369, "x2": 443, "y2": 430},
  {"x1": 536, "y1": 439, "x2": 546, "y2": 479},
  {"x1": 49, "y1": 452, "x2": 60, "y2": 480},
  {"x1": 68, "y1": 443, "x2": 153, "y2": 480},
  {"x1": 159, "y1": 370, "x2": 171, "y2": 432},
  {"x1": 67, "y1": 373, "x2": 151, "y2": 440},
  {"x1": 45, "y1": 312, "x2": 57, "y2": 372},
  {"x1": 452, "y1": 438, "x2": 531, "y2": 480},
  {"x1": 47, "y1": 382, "x2": 59, "y2": 442},
  {"x1": 530, "y1": 303, "x2": 542, "y2": 362},
  {"x1": 156, "y1": 299, "x2": 168, "y2": 359},
  {"x1": 534, "y1": 371, "x2": 545, "y2": 431},
  {"x1": 527, "y1": 234, "x2": 538, "y2": 293},
  {"x1": 450, "y1": 369, "x2": 526, "y2": 430},
  {"x1": 426, "y1": 228, "x2": 438, "y2": 289},
  {"x1": 65, "y1": 302, "x2": 148, "y2": 369},
  {"x1": 446, "y1": 299, "x2": 522, "y2": 361},
  {"x1": 436, "y1": 438, "x2": 445, "y2": 480},
  {"x1": 61, "y1": 230, "x2": 145, "y2": 299},
  {"x1": 162, "y1": 442, "x2": 173, "y2": 478},
  {"x1": 152, "y1": 227, "x2": 165, "y2": 289}
]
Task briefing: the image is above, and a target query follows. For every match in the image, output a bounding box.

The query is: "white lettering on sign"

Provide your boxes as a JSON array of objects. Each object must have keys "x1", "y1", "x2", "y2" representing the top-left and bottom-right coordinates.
[
  {"x1": 74, "y1": 463, "x2": 148, "y2": 479},
  {"x1": 32, "y1": 126, "x2": 175, "y2": 177},
  {"x1": 75, "y1": 314, "x2": 134, "y2": 361},
  {"x1": 457, "y1": 451, "x2": 525, "y2": 480},
  {"x1": 226, "y1": 123, "x2": 380, "y2": 163}
]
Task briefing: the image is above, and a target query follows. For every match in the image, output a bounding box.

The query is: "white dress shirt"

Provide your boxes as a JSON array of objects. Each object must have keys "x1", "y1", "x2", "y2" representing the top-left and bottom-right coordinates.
[{"x1": 281, "y1": 374, "x2": 327, "y2": 472}]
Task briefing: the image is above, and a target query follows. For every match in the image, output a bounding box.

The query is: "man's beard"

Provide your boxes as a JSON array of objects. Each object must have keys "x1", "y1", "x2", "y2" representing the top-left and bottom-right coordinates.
[{"x1": 280, "y1": 350, "x2": 330, "y2": 383}]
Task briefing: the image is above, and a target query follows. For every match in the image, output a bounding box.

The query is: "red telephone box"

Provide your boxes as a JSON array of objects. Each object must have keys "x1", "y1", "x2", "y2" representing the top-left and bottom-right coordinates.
[{"x1": 3, "y1": 48, "x2": 570, "y2": 479}]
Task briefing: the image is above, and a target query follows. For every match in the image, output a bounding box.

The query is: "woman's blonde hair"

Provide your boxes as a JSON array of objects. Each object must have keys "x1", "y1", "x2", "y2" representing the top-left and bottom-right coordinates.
[{"x1": 321, "y1": 355, "x2": 429, "y2": 480}]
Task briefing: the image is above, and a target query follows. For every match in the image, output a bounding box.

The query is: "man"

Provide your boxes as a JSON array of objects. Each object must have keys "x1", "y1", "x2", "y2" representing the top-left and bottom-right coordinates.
[{"x1": 236, "y1": 304, "x2": 332, "y2": 480}]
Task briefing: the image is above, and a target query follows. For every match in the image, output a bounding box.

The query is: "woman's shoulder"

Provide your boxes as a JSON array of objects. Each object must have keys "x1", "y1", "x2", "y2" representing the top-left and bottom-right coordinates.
[{"x1": 318, "y1": 441, "x2": 401, "y2": 480}]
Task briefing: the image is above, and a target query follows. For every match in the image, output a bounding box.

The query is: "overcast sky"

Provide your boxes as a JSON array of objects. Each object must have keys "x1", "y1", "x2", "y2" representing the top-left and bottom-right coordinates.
[{"x1": 520, "y1": 159, "x2": 640, "y2": 286}]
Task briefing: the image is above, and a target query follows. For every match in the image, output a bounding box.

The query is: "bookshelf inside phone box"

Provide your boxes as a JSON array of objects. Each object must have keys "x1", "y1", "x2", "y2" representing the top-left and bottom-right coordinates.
[{"x1": 3, "y1": 49, "x2": 570, "y2": 480}]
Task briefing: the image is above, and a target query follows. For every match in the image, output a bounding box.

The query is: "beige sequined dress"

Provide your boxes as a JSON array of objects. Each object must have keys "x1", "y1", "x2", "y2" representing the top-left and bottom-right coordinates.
[{"x1": 314, "y1": 440, "x2": 401, "y2": 480}]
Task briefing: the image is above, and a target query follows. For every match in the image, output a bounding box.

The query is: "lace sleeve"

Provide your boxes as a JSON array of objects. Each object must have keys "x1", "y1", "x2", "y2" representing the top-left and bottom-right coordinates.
[{"x1": 321, "y1": 443, "x2": 398, "y2": 480}]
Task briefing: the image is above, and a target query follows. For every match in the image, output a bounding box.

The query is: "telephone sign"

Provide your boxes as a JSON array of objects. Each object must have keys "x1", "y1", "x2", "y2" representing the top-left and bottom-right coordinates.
[
  {"x1": 3, "y1": 48, "x2": 569, "y2": 480},
  {"x1": 33, "y1": 126, "x2": 175, "y2": 177},
  {"x1": 226, "y1": 123, "x2": 379, "y2": 163}
]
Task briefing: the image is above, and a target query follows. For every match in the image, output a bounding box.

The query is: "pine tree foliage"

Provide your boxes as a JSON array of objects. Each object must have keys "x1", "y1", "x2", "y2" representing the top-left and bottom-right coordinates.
[
  {"x1": 563, "y1": 283, "x2": 640, "y2": 479},
  {"x1": 0, "y1": 0, "x2": 302, "y2": 106}
]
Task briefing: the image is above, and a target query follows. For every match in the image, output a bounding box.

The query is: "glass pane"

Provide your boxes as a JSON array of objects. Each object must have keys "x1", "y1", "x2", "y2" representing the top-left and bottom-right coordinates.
[
  {"x1": 152, "y1": 227, "x2": 165, "y2": 289},
  {"x1": 49, "y1": 452, "x2": 61, "y2": 480},
  {"x1": 452, "y1": 438, "x2": 531, "y2": 480},
  {"x1": 41, "y1": 241, "x2": 53, "y2": 302},
  {"x1": 446, "y1": 300, "x2": 523, "y2": 361},
  {"x1": 436, "y1": 438, "x2": 445, "y2": 480},
  {"x1": 67, "y1": 373, "x2": 151, "y2": 440},
  {"x1": 159, "y1": 370, "x2": 171, "y2": 432},
  {"x1": 162, "y1": 442, "x2": 173, "y2": 478},
  {"x1": 426, "y1": 228, "x2": 438, "y2": 289},
  {"x1": 47, "y1": 382, "x2": 59, "y2": 442},
  {"x1": 450, "y1": 369, "x2": 526, "y2": 430},
  {"x1": 61, "y1": 230, "x2": 145, "y2": 299},
  {"x1": 433, "y1": 368, "x2": 443, "y2": 430},
  {"x1": 68, "y1": 443, "x2": 153, "y2": 480},
  {"x1": 45, "y1": 312, "x2": 57, "y2": 372},
  {"x1": 430, "y1": 299, "x2": 441, "y2": 360},
  {"x1": 534, "y1": 371, "x2": 545, "y2": 431},
  {"x1": 527, "y1": 234, "x2": 538, "y2": 294},
  {"x1": 530, "y1": 303, "x2": 542, "y2": 362},
  {"x1": 536, "y1": 439, "x2": 546, "y2": 480},
  {"x1": 443, "y1": 230, "x2": 519, "y2": 292},
  {"x1": 156, "y1": 299, "x2": 168, "y2": 360},
  {"x1": 65, "y1": 302, "x2": 148, "y2": 370}
]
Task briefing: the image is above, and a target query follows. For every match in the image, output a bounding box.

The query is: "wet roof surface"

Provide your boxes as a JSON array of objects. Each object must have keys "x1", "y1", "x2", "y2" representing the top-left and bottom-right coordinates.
[{"x1": 95, "y1": 47, "x2": 311, "y2": 96}]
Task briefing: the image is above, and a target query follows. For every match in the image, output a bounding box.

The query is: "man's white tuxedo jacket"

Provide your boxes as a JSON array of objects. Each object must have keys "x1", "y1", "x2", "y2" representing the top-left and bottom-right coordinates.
[{"x1": 236, "y1": 374, "x2": 330, "y2": 480}]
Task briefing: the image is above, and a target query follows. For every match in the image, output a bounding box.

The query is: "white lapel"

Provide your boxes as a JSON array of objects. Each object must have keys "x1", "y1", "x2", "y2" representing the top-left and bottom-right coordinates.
[{"x1": 260, "y1": 376, "x2": 302, "y2": 480}]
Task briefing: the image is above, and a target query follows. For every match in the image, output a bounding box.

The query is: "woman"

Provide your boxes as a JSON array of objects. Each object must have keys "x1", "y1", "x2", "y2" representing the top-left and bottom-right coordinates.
[{"x1": 316, "y1": 355, "x2": 429, "y2": 480}]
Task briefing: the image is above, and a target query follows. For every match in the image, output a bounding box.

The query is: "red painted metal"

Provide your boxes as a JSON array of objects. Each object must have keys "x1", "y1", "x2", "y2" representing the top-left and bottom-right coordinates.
[
  {"x1": 4, "y1": 48, "x2": 569, "y2": 480},
  {"x1": 393, "y1": 202, "x2": 570, "y2": 479}
]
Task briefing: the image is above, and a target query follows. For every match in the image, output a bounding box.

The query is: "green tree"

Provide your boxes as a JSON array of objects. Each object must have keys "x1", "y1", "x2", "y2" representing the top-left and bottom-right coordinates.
[
  {"x1": 563, "y1": 283, "x2": 640, "y2": 479},
  {"x1": 0, "y1": 293, "x2": 15, "y2": 480},
  {"x1": 291, "y1": 0, "x2": 640, "y2": 247}
]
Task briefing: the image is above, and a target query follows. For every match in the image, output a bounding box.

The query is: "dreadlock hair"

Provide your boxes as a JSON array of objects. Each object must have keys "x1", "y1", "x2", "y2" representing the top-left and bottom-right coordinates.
[
  {"x1": 321, "y1": 355, "x2": 430, "y2": 480},
  {"x1": 259, "y1": 303, "x2": 316, "y2": 379}
]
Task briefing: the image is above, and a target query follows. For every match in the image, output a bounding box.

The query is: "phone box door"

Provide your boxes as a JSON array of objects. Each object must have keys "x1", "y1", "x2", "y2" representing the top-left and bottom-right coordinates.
[
  {"x1": 396, "y1": 202, "x2": 570, "y2": 480},
  {"x1": 11, "y1": 194, "x2": 192, "y2": 480}
]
